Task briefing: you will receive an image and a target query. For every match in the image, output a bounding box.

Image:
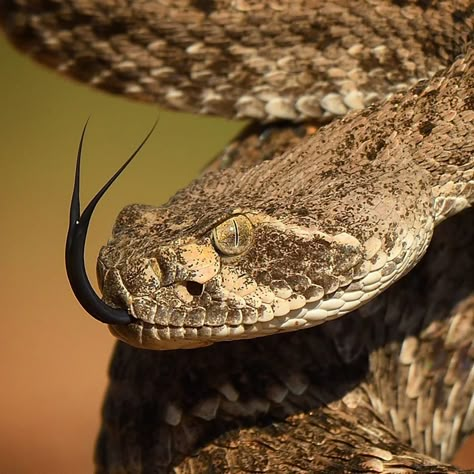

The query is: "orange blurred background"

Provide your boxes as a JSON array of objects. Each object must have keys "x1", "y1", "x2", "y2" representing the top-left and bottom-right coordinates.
[{"x1": 0, "y1": 33, "x2": 472, "y2": 473}]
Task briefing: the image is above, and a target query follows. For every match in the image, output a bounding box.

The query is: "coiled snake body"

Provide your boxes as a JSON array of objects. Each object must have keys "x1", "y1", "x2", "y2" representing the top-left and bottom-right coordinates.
[{"x1": 1, "y1": 1, "x2": 473, "y2": 472}]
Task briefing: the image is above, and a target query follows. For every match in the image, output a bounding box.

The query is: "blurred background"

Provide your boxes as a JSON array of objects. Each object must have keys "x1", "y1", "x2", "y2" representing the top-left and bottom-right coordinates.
[
  {"x1": 0, "y1": 33, "x2": 240, "y2": 473},
  {"x1": 0, "y1": 32, "x2": 472, "y2": 473}
]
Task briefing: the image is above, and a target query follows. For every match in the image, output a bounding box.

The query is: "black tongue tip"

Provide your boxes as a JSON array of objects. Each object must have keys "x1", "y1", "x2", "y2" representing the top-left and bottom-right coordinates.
[{"x1": 65, "y1": 119, "x2": 157, "y2": 325}]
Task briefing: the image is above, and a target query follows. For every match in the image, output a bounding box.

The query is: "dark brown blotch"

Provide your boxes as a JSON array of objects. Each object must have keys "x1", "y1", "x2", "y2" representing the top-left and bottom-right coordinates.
[
  {"x1": 418, "y1": 121, "x2": 434, "y2": 136},
  {"x1": 452, "y1": 8, "x2": 472, "y2": 23},
  {"x1": 463, "y1": 95, "x2": 474, "y2": 111},
  {"x1": 191, "y1": 0, "x2": 216, "y2": 15},
  {"x1": 366, "y1": 139, "x2": 385, "y2": 161}
]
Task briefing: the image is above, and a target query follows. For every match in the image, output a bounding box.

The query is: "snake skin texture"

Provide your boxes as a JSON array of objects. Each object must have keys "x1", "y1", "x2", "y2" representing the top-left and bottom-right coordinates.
[
  {"x1": 1, "y1": 0, "x2": 473, "y2": 472},
  {"x1": 98, "y1": 209, "x2": 474, "y2": 472}
]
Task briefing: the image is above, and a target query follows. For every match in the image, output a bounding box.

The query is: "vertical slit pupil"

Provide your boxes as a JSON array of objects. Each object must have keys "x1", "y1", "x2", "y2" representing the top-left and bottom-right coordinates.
[{"x1": 233, "y1": 218, "x2": 239, "y2": 248}]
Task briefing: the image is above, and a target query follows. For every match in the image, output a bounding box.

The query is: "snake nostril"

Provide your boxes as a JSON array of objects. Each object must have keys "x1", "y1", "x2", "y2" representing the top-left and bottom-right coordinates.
[{"x1": 186, "y1": 280, "x2": 204, "y2": 296}]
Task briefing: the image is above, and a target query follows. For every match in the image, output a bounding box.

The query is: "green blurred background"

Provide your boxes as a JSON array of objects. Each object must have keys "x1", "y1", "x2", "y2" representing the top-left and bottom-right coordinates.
[
  {"x1": 0, "y1": 32, "x2": 241, "y2": 473},
  {"x1": 0, "y1": 32, "x2": 472, "y2": 473}
]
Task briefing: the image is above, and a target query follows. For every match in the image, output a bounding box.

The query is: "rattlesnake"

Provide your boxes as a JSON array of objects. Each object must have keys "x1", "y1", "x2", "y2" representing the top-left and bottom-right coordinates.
[{"x1": 1, "y1": 0, "x2": 473, "y2": 472}]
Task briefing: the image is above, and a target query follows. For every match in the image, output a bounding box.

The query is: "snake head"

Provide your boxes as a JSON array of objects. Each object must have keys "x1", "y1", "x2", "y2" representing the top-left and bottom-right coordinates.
[
  {"x1": 68, "y1": 123, "x2": 434, "y2": 350},
  {"x1": 96, "y1": 160, "x2": 434, "y2": 351}
]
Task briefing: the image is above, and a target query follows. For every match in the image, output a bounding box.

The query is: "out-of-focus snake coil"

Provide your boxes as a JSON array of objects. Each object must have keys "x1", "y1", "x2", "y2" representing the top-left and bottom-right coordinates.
[{"x1": 1, "y1": 1, "x2": 473, "y2": 472}]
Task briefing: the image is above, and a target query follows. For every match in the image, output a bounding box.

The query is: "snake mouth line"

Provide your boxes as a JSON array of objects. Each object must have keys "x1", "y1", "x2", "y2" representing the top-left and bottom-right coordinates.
[
  {"x1": 110, "y1": 279, "x2": 396, "y2": 349},
  {"x1": 110, "y1": 306, "x2": 312, "y2": 350},
  {"x1": 128, "y1": 311, "x2": 308, "y2": 333}
]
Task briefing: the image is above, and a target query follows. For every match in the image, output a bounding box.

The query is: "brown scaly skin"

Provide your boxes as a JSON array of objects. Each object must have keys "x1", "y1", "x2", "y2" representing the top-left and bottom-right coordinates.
[
  {"x1": 0, "y1": 1, "x2": 473, "y2": 472},
  {"x1": 0, "y1": 1, "x2": 472, "y2": 122}
]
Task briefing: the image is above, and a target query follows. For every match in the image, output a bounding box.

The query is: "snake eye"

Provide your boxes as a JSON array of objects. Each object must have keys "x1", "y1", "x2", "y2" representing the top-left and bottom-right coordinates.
[{"x1": 212, "y1": 214, "x2": 253, "y2": 256}]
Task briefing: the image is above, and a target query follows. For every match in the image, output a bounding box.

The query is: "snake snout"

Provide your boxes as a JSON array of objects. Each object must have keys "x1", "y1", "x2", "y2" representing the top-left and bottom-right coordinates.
[{"x1": 98, "y1": 241, "x2": 217, "y2": 324}]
